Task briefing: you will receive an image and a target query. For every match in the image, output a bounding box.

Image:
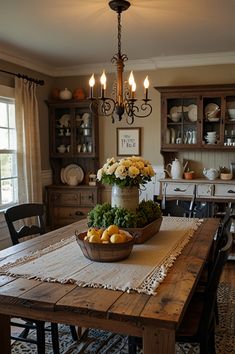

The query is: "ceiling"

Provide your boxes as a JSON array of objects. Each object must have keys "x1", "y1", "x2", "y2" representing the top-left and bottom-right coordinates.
[{"x1": 1, "y1": 0, "x2": 235, "y2": 76}]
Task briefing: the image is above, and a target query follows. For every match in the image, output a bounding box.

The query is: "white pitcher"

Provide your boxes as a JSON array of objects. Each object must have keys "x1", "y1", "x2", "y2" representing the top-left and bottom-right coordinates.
[{"x1": 165, "y1": 159, "x2": 188, "y2": 179}]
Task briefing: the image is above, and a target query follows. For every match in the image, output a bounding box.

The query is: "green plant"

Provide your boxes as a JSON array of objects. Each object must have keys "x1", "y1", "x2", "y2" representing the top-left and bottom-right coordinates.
[{"x1": 87, "y1": 200, "x2": 162, "y2": 228}]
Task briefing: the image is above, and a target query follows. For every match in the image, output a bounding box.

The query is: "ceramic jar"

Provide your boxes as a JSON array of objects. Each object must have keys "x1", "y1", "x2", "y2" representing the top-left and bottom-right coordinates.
[
  {"x1": 59, "y1": 88, "x2": 72, "y2": 100},
  {"x1": 111, "y1": 185, "x2": 139, "y2": 212}
]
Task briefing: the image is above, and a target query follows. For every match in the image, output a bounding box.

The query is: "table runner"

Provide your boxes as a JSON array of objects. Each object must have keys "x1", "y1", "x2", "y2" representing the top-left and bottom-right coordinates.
[{"x1": 0, "y1": 217, "x2": 202, "y2": 295}]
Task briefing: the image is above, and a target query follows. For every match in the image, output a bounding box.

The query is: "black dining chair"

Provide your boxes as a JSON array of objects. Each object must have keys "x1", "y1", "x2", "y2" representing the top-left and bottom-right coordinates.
[
  {"x1": 128, "y1": 230, "x2": 233, "y2": 354},
  {"x1": 4, "y1": 203, "x2": 78, "y2": 353}
]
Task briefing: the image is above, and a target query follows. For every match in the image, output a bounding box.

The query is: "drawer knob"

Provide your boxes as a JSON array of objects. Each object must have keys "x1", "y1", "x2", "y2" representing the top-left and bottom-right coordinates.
[{"x1": 174, "y1": 188, "x2": 186, "y2": 192}]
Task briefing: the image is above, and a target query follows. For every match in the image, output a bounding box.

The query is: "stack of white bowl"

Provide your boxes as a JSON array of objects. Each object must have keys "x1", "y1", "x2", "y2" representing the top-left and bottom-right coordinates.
[{"x1": 205, "y1": 131, "x2": 217, "y2": 144}]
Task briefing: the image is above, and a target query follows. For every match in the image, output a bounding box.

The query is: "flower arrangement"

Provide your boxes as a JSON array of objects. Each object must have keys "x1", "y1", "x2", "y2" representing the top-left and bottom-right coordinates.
[{"x1": 97, "y1": 156, "x2": 155, "y2": 188}]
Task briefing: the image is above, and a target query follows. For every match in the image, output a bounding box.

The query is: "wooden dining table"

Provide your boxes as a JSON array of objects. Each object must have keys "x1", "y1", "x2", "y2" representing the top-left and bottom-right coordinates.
[{"x1": 0, "y1": 217, "x2": 219, "y2": 354}]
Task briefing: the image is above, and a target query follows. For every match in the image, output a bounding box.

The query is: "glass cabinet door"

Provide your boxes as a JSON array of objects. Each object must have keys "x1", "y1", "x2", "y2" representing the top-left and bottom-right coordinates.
[
  {"x1": 202, "y1": 96, "x2": 222, "y2": 146},
  {"x1": 75, "y1": 109, "x2": 94, "y2": 156},
  {"x1": 165, "y1": 97, "x2": 198, "y2": 146},
  {"x1": 224, "y1": 95, "x2": 235, "y2": 147},
  {"x1": 53, "y1": 108, "x2": 72, "y2": 155}
]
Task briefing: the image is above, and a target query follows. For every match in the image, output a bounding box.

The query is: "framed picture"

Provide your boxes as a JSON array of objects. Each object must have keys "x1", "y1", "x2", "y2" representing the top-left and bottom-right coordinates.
[{"x1": 117, "y1": 127, "x2": 141, "y2": 156}]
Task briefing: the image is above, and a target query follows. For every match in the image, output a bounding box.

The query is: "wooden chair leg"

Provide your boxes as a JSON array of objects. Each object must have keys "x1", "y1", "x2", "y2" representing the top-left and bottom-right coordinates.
[
  {"x1": 51, "y1": 323, "x2": 60, "y2": 354},
  {"x1": 35, "y1": 321, "x2": 46, "y2": 354},
  {"x1": 70, "y1": 325, "x2": 78, "y2": 341}
]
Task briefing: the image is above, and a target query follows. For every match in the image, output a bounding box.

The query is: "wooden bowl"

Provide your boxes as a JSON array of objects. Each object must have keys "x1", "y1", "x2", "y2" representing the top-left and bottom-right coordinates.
[{"x1": 76, "y1": 232, "x2": 134, "y2": 262}]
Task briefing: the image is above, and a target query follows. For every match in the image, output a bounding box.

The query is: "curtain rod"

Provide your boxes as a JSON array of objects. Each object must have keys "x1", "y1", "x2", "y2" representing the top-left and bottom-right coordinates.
[{"x1": 0, "y1": 69, "x2": 44, "y2": 86}]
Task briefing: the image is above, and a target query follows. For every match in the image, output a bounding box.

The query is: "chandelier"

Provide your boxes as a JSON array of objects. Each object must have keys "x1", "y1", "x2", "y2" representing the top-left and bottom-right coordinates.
[{"x1": 88, "y1": 0, "x2": 152, "y2": 125}]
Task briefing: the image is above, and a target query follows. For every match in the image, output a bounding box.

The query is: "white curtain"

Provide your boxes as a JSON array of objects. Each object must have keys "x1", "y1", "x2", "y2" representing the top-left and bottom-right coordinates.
[{"x1": 15, "y1": 77, "x2": 42, "y2": 203}]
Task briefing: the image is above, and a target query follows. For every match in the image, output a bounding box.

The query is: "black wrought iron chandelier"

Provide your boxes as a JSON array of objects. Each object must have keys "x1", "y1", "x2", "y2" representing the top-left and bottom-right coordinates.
[{"x1": 88, "y1": 0, "x2": 152, "y2": 125}]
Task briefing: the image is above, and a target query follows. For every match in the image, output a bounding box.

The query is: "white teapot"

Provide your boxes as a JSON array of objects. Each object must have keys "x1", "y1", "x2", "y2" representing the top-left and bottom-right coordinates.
[
  {"x1": 203, "y1": 168, "x2": 219, "y2": 180},
  {"x1": 165, "y1": 159, "x2": 188, "y2": 179}
]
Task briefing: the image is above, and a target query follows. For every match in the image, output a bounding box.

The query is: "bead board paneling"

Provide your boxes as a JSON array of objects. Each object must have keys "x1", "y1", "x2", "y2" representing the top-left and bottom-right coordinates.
[{"x1": 179, "y1": 151, "x2": 235, "y2": 178}]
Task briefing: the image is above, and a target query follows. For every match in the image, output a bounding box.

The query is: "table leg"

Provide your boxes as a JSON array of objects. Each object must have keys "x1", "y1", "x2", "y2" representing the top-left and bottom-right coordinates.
[
  {"x1": 0, "y1": 314, "x2": 11, "y2": 354},
  {"x1": 143, "y1": 326, "x2": 175, "y2": 354}
]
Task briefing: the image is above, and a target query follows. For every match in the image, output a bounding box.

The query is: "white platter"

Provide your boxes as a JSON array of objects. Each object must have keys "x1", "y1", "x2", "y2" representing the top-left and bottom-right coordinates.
[
  {"x1": 63, "y1": 164, "x2": 84, "y2": 185},
  {"x1": 59, "y1": 114, "x2": 70, "y2": 127},
  {"x1": 207, "y1": 117, "x2": 220, "y2": 122},
  {"x1": 60, "y1": 168, "x2": 66, "y2": 183}
]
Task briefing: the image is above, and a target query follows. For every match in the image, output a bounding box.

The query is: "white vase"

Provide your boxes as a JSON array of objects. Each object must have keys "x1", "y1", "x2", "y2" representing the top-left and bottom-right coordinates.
[
  {"x1": 59, "y1": 88, "x2": 72, "y2": 100},
  {"x1": 111, "y1": 185, "x2": 139, "y2": 212}
]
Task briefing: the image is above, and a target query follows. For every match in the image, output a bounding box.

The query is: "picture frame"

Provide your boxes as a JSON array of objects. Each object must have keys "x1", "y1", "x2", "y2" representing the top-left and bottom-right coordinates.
[{"x1": 117, "y1": 127, "x2": 141, "y2": 156}]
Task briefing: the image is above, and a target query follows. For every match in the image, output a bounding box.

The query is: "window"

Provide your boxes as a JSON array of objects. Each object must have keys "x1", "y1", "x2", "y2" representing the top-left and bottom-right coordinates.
[{"x1": 0, "y1": 86, "x2": 18, "y2": 210}]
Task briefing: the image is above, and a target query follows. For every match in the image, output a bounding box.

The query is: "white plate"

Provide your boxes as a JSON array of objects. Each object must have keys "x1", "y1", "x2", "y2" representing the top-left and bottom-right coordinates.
[
  {"x1": 207, "y1": 117, "x2": 220, "y2": 122},
  {"x1": 63, "y1": 164, "x2": 84, "y2": 185},
  {"x1": 59, "y1": 114, "x2": 70, "y2": 127},
  {"x1": 205, "y1": 103, "x2": 220, "y2": 118},
  {"x1": 188, "y1": 104, "x2": 197, "y2": 122},
  {"x1": 170, "y1": 106, "x2": 181, "y2": 115},
  {"x1": 82, "y1": 112, "x2": 90, "y2": 124},
  {"x1": 60, "y1": 168, "x2": 66, "y2": 183}
]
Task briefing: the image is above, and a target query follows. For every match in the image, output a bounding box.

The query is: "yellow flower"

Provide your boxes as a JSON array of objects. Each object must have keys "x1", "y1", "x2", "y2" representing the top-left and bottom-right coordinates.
[
  {"x1": 115, "y1": 165, "x2": 127, "y2": 179},
  {"x1": 97, "y1": 168, "x2": 103, "y2": 181},
  {"x1": 106, "y1": 162, "x2": 119, "y2": 175},
  {"x1": 129, "y1": 165, "x2": 139, "y2": 178}
]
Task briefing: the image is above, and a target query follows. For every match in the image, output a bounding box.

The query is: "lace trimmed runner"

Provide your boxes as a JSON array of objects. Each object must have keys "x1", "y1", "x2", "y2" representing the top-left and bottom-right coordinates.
[{"x1": 0, "y1": 217, "x2": 202, "y2": 295}]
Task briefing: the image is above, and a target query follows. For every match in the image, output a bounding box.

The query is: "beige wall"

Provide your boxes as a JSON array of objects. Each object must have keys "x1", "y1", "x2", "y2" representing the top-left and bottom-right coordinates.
[{"x1": 1, "y1": 60, "x2": 235, "y2": 171}]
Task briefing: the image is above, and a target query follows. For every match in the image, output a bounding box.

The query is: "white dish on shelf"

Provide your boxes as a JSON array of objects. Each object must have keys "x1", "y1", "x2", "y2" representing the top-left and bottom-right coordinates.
[
  {"x1": 59, "y1": 114, "x2": 70, "y2": 127},
  {"x1": 188, "y1": 104, "x2": 197, "y2": 122},
  {"x1": 63, "y1": 164, "x2": 84, "y2": 185},
  {"x1": 205, "y1": 103, "x2": 220, "y2": 119},
  {"x1": 60, "y1": 168, "x2": 66, "y2": 183}
]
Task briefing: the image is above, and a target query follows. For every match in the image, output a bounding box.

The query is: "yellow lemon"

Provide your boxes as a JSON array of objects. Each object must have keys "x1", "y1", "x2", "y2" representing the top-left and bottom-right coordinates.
[
  {"x1": 110, "y1": 233, "x2": 123, "y2": 243},
  {"x1": 107, "y1": 224, "x2": 119, "y2": 235},
  {"x1": 101, "y1": 229, "x2": 110, "y2": 242},
  {"x1": 119, "y1": 231, "x2": 128, "y2": 242},
  {"x1": 87, "y1": 228, "x2": 99, "y2": 238},
  {"x1": 89, "y1": 234, "x2": 101, "y2": 243},
  {"x1": 97, "y1": 228, "x2": 104, "y2": 237}
]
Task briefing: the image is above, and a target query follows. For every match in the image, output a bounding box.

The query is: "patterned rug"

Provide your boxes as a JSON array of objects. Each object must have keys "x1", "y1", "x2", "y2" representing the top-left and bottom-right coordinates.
[{"x1": 11, "y1": 282, "x2": 235, "y2": 354}]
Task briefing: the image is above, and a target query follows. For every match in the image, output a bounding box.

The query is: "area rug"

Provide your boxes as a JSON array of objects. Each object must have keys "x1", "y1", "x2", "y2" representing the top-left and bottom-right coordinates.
[{"x1": 11, "y1": 282, "x2": 235, "y2": 354}]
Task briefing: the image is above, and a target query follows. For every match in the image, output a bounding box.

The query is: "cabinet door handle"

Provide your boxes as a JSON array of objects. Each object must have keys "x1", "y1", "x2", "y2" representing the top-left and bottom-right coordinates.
[
  {"x1": 75, "y1": 211, "x2": 85, "y2": 216},
  {"x1": 227, "y1": 189, "x2": 235, "y2": 194},
  {"x1": 174, "y1": 188, "x2": 186, "y2": 192}
]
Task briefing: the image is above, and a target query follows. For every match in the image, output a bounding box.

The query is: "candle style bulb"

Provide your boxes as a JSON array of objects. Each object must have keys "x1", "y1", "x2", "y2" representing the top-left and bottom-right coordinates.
[
  {"x1": 131, "y1": 81, "x2": 136, "y2": 99},
  {"x1": 100, "y1": 70, "x2": 106, "y2": 98},
  {"x1": 144, "y1": 76, "x2": 149, "y2": 89},
  {"x1": 144, "y1": 75, "x2": 149, "y2": 100},
  {"x1": 89, "y1": 74, "x2": 95, "y2": 88},
  {"x1": 128, "y1": 71, "x2": 135, "y2": 86},
  {"x1": 89, "y1": 74, "x2": 95, "y2": 99},
  {"x1": 100, "y1": 70, "x2": 107, "y2": 90}
]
